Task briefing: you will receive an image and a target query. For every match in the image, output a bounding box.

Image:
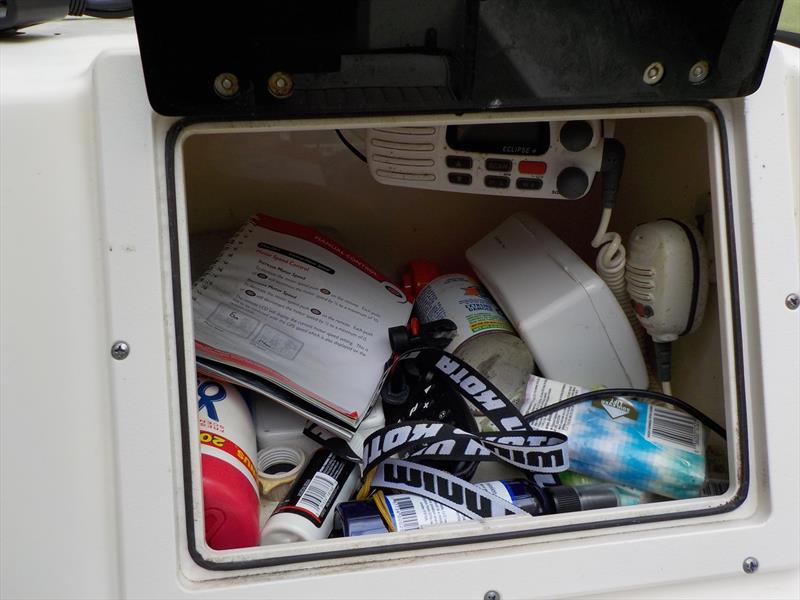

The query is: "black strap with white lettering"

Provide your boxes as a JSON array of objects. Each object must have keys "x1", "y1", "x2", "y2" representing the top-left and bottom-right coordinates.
[
  {"x1": 363, "y1": 421, "x2": 568, "y2": 474},
  {"x1": 363, "y1": 348, "x2": 569, "y2": 476},
  {"x1": 411, "y1": 348, "x2": 536, "y2": 433},
  {"x1": 372, "y1": 460, "x2": 527, "y2": 519}
]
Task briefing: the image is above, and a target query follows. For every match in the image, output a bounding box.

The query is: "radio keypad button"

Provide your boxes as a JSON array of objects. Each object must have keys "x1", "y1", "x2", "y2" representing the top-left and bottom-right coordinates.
[
  {"x1": 485, "y1": 158, "x2": 512, "y2": 172},
  {"x1": 448, "y1": 172, "x2": 473, "y2": 185},
  {"x1": 516, "y1": 178, "x2": 544, "y2": 190},
  {"x1": 484, "y1": 175, "x2": 510, "y2": 188},
  {"x1": 446, "y1": 155, "x2": 473, "y2": 169},
  {"x1": 518, "y1": 160, "x2": 547, "y2": 175}
]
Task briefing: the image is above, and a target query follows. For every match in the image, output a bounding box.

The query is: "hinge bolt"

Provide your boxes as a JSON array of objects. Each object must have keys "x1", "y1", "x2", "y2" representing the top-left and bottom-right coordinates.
[
  {"x1": 689, "y1": 60, "x2": 710, "y2": 84},
  {"x1": 213, "y1": 73, "x2": 239, "y2": 98},
  {"x1": 643, "y1": 62, "x2": 664, "y2": 85},
  {"x1": 268, "y1": 71, "x2": 294, "y2": 98}
]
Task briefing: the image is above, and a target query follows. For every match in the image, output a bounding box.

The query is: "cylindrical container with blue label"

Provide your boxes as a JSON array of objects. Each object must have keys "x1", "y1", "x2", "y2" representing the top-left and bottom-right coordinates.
[
  {"x1": 335, "y1": 479, "x2": 546, "y2": 536},
  {"x1": 335, "y1": 480, "x2": 631, "y2": 537}
]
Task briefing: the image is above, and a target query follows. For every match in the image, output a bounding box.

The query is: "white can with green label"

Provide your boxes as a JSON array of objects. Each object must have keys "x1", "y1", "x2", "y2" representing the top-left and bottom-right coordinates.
[{"x1": 415, "y1": 274, "x2": 534, "y2": 418}]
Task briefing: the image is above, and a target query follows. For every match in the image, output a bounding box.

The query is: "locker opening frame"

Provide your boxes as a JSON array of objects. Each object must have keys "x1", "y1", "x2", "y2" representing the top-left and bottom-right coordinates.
[{"x1": 165, "y1": 103, "x2": 748, "y2": 574}]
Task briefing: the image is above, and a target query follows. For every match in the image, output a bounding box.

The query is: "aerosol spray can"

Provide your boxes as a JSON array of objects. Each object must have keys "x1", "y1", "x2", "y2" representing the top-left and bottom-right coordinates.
[
  {"x1": 414, "y1": 273, "x2": 534, "y2": 424},
  {"x1": 197, "y1": 376, "x2": 260, "y2": 550},
  {"x1": 261, "y1": 448, "x2": 359, "y2": 544}
]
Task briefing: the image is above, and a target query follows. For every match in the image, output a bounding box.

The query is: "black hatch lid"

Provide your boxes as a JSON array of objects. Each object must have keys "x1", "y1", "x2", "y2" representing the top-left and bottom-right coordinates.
[{"x1": 132, "y1": 0, "x2": 784, "y2": 118}]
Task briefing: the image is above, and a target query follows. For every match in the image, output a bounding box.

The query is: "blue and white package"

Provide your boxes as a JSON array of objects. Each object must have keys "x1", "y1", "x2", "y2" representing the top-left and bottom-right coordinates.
[{"x1": 523, "y1": 376, "x2": 706, "y2": 499}]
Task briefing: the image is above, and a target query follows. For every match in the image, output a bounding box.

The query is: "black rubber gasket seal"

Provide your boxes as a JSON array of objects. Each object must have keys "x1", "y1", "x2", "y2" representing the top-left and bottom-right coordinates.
[
  {"x1": 165, "y1": 101, "x2": 749, "y2": 571},
  {"x1": 774, "y1": 30, "x2": 800, "y2": 49}
]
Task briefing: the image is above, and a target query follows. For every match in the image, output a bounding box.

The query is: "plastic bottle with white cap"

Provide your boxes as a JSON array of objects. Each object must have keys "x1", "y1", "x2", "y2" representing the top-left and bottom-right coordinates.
[{"x1": 261, "y1": 448, "x2": 360, "y2": 544}]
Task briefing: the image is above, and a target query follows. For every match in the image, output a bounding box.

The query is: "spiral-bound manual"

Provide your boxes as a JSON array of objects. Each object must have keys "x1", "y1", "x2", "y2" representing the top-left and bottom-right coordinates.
[{"x1": 192, "y1": 213, "x2": 412, "y2": 437}]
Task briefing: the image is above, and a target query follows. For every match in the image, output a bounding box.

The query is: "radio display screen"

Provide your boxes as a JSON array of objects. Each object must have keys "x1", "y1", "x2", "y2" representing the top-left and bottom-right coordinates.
[{"x1": 446, "y1": 122, "x2": 550, "y2": 156}]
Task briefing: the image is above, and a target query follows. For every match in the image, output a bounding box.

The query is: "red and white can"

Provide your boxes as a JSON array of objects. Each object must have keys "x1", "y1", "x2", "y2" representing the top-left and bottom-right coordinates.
[
  {"x1": 414, "y1": 274, "x2": 534, "y2": 415},
  {"x1": 197, "y1": 376, "x2": 260, "y2": 550}
]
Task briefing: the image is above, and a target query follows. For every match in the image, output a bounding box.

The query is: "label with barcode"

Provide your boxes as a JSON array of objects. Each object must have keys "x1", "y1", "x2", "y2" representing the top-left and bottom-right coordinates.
[
  {"x1": 645, "y1": 405, "x2": 702, "y2": 453},
  {"x1": 386, "y1": 494, "x2": 470, "y2": 531},
  {"x1": 388, "y1": 496, "x2": 421, "y2": 530},
  {"x1": 274, "y1": 449, "x2": 356, "y2": 526},
  {"x1": 385, "y1": 480, "x2": 517, "y2": 532},
  {"x1": 295, "y1": 472, "x2": 338, "y2": 518}
]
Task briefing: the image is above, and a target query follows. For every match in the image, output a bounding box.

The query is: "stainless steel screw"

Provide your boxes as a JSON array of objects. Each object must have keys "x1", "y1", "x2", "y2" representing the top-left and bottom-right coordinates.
[
  {"x1": 786, "y1": 293, "x2": 800, "y2": 310},
  {"x1": 742, "y1": 557, "x2": 759, "y2": 574},
  {"x1": 643, "y1": 62, "x2": 665, "y2": 85},
  {"x1": 689, "y1": 60, "x2": 710, "y2": 84},
  {"x1": 213, "y1": 73, "x2": 239, "y2": 98},
  {"x1": 111, "y1": 341, "x2": 130, "y2": 360},
  {"x1": 484, "y1": 591, "x2": 500, "y2": 600}
]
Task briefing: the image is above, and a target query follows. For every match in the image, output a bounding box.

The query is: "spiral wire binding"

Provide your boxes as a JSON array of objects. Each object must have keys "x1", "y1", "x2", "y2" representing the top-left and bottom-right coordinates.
[{"x1": 191, "y1": 220, "x2": 255, "y2": 302}]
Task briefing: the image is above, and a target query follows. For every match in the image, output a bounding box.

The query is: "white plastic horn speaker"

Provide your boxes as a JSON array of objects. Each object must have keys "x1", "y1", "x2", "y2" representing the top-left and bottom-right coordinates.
[{"x1": 466, "y1": 212, "x2": 648, "y2": 390}]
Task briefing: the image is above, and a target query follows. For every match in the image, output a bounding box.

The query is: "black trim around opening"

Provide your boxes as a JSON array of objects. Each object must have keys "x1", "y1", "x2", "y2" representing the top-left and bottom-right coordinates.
[
  {"x1": 165, "y1": 101, "x2": 749, "y2": 571},
  {"x1": 775, "y1": 30, "x2": 800, "y2": 49}
]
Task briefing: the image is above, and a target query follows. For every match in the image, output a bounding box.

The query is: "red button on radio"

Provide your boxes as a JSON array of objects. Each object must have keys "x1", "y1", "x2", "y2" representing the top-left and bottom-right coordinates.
[{"x1": 518, "y1": 161, "x2": 547, "y2": 175}]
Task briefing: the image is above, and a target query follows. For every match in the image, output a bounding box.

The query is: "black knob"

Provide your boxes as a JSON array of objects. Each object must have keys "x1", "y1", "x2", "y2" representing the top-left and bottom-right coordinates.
[
  {"x1": 388, "y1": 325, "x2": 412, "y2": 353},
  {"x1": 560, "y1": 121, "x2": 594, "y2": 152},
  {"x1": 557, "y1": 167, "x2": 589, "y2": 199}
]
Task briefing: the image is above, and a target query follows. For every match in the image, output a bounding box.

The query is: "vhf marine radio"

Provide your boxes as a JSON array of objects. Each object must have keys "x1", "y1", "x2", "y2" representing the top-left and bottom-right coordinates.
[{"x1": 367, "y1": 120, "x2": 605, "y2": 199}]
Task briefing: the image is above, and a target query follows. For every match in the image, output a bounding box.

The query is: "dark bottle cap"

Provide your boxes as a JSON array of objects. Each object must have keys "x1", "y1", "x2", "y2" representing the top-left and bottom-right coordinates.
[
  {"x1": 547, "y1": 484, "x2": 620, "y2": 513},
  {"x1": 335, "y1": 499, "x2": 389, "y2": 537},
  {"x1": 546, "y1": 485, "x2": 583, "y2": 514}
]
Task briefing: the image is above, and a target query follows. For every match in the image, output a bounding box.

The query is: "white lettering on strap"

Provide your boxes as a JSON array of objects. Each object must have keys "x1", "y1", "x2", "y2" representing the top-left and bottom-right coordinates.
[
  {"x1": 408, "y1": 422, "x2": 443, "y2": 442},
  {"x1": 435, "y1": 356, "x2": 460, "y2": 375},
  {"x1": 383, "y1": 425, "x2": 412, "y2": 453}
]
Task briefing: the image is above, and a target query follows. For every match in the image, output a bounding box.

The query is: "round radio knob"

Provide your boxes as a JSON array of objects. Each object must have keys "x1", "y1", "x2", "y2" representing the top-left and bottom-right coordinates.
[
  {"x1": 560, "y1": 120, "x2": 594, "y2": 152},
  {"x1": 557, "y1": 167, "x2": 589, "y2": 199}
]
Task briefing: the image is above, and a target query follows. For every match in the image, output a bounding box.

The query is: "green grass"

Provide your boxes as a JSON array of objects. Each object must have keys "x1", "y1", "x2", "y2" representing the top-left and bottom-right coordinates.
[{"x1": 779, "y1": 0, "x2": 800, "y2": 33}]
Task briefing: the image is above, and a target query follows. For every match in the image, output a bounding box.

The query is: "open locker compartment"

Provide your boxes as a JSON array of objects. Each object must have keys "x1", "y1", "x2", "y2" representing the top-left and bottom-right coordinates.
[{"x1": 169, "y1": 105, "x2": 745, "y2": 574}]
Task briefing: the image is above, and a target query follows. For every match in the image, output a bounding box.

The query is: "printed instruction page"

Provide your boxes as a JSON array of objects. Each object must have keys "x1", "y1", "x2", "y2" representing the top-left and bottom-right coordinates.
[{"x1": 193, "y1": 215, "x2": 411, "y2": 420}]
